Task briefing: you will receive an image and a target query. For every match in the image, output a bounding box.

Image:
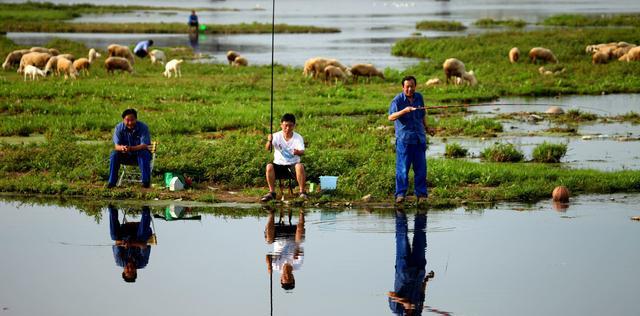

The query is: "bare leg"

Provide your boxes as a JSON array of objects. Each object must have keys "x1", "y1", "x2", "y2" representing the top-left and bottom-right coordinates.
[
  {"x1": 266, "y1": 163, "x2": 276, "y2": 193},
  {"x1": 295, "y1": 163, "x2": 306, "y2": 193}
]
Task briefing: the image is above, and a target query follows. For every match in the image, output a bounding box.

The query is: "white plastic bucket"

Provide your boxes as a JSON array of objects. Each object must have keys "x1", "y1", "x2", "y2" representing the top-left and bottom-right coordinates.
[
  {"x1": 319, "y1": 176, "x2": 338, "y2": 190},
  {"x1": 169, "y1": 177, "x2": 184, "y2": 191}
]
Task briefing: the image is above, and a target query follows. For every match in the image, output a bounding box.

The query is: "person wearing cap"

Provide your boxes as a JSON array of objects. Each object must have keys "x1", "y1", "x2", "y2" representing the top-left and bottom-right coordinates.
[{"x1": 107, "y1": 108, "x2": 152, "y2": 188}]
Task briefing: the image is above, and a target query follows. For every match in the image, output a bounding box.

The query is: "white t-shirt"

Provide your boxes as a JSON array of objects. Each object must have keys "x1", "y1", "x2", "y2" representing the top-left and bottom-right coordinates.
[
  {"x1": 271, "y1": 239, "x2": 304, "y2": 272},
  {"x1": 272, "y1": 131, "x2": 305, "y2": 165}
]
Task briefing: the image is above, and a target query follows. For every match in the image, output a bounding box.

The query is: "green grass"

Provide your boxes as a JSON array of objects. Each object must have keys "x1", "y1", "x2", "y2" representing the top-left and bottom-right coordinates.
[
  {"x1": 444, "y1": 143, "x2": 468, "y2": 158},
  {"x1": 480, "y1": 143, "x2": 524, "y2": 162},
  {"x1": 542, "y1": 13, "x2": 640, "y2": 27},
  {"x1": 531, "y1": 142, "x2": 568, "y2": 163},
  {"x1": 416, "y1": 20, "x2": 467, "y2": 31},
  {"x1": 474, "y1": 18, "x2": 527, "y2": 28}
]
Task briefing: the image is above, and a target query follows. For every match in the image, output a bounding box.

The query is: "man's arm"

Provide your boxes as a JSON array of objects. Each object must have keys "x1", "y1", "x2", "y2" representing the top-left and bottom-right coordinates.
[
  {"x1": 389, "y1": 106, "x2": 417, "y2": 121},
  {"x1": 265, "y1": 134, "x2": 273, "y2": 151}
]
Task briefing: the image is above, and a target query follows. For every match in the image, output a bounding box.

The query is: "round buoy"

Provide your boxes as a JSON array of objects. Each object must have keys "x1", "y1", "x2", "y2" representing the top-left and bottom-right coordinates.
[
  {"x1": 552, "y1": 185, "x2": 570, "y2": 202},
  {"x1": 546, "y1": 106, "x2": 564, "y2": 114}
]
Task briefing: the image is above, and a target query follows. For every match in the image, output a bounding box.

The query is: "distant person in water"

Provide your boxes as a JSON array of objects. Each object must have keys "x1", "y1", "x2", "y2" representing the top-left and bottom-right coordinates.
[
  {"x1": 109, "y1": 205, "x2": 153, "y2": 283},
  {"x1": 107, "y1": 108, "x2": 152, "y2": 188},
  {"x1": 133, "y1": 39, "x2": 154, "y2": 58},
  {"x1": 188, "y1": 10, "x2": 199, "y2": 31}
]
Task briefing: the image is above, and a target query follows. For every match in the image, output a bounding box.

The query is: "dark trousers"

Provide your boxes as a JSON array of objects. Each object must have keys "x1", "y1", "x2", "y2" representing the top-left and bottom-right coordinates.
[
  {"x1": 395, "y1": 141, "x2": 427, "y2": 198},
  {"x1": 108, "y1": 150, "x2": 151, "y2": 186}
]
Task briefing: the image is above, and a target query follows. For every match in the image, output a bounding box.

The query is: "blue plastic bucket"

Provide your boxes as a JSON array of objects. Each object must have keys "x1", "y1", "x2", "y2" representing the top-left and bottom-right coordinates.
[{"x1": 319, "y1": 176, "x2": 338, "y2": 190}]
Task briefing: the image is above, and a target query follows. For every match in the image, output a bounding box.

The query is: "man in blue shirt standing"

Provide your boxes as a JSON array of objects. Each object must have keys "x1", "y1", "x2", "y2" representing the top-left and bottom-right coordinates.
[
  {"x1": 107, "y1": 108, "x2": 152, "y2": 188},
  {"x1": 388, "y1": 76, "x2": 429, "y2": 204},
  {"x1": 133, "y1": 40, "x2": 154, "y2": 58}
]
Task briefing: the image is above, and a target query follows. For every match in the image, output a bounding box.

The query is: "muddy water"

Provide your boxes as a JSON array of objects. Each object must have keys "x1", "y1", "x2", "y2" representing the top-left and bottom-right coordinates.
[{"x1": 0, "y1": 195, "x2": 639, "y2": 315}]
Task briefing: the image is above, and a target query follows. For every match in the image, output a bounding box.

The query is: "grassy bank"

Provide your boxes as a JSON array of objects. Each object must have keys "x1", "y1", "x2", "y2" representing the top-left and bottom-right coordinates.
[
  {"x1": 1, "y1": 37, "x2": 640, "y2": 205},
  {"x1": 416, "y1": 20, "x2": 466, "y2": 31},
  {"x1": 542, "y1": 13, "x2": 640, "y2": 27},
  {"x1": 474, "y1": 18, "x2": 526, "y2": 28},
  {"x1": 392, "y1": 28, "x2": 640, "y2": 99}
]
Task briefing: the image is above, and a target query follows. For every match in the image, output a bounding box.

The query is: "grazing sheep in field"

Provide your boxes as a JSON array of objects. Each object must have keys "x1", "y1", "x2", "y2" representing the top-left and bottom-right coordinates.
[
  {"x1": 443, "y1": 58, "x2": 477, "y2": 86},
  {"x1": 226, "y1": 50, "x2": 240, "y2": 64},
  {"x1": 163, "y1": 59, "x2": 184, "y2": 78},
  {"x1": 425, "y1": 78, "x2": 442, "y2": 87},
  {"x1": 73, "y1": 48, "x2": 101, "y2": 76},
  {"x1": 57, "y1": 53, "x2": 75, "y2": 62},
  {"x1": 611, "y1": 44, "x2": 636, "y2": 59},
  {"x1": 324, "y1": 65, "x2": 347, "y2": 83},
  {"x1": 619, "y1": 46, "x2": 640, "y2": 62},
  {"x1": 349, "y1": 63, "x2": 384, "y2": 82},
  {"x1": 538, "y1": 66, "x2": 553, "y2": 75},
  {"x1": 149, "y1": 49, "x2": 166, "y2": 65},
  {"x1": 44, "y1": 56, "x2": 60, "y2": 76},
  {"x1": 105, "y1": 56, "x2": 133, "y2": 74},
  {"x1": 56, "y1": 57, "x2": 78, "y2": 79},
  {"x1": 303, "y1": 57, "x2": 347, "y2": 79},
  {"x1": 585, "y1": 42, "x2": 616, "y2": 55},
  {"x1": 107, "y1": 44, "x2": 135, "y2": 65},
  {"x1": 23, "y1": 65, "x2": 46, "y2": 81},
  {"x1": 2, "y1": 49, "x2": 30, "y2": 70},
  {"x1": 529, "y1": 47, "x2": 558, "y2": 64},
  {"x1": 509, "y1": 47, "x2": 520, "y2": 63},
  {"x1": 592, "y1": 51, "x2": 609, "y2": 64},
  {"x1": 17, "y1": 52, "x2": 52, "y2": 74},
  {"x1": 232, "y1": 56, "x2": 248, "y2": 67}
]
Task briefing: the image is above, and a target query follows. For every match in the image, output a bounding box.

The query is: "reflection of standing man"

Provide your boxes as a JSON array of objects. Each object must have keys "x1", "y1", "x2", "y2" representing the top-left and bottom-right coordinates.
[
  {"x1": 265, "y1": 209, "x2": 305, "y2": 290},
  {"x1": 109, "y1": 205, "x2": 153, "y2": 283},
  {"x1": 388, "y1": 210, "x2": 434, "y2": 315}
]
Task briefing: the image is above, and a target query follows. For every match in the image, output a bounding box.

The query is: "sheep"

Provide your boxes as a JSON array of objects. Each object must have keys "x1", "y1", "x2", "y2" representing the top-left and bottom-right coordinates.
[
  {"x1": 56, "y1": 57, "x2": 78, "y2": 80},
  {"x1": 23, "y1": 65, "x2": 46, "y2": 81},
  {"x1": 619, "y1": 46, "x2": 640, "y2": 62},
  {"x1": 529, "y1": 47, "x2": 558, "y2": 64},
  {"x1": 73, "y1": 48, "x2": 101, "y2": 76},
  {"x1": 585, "y1": 42, "x2": 616, "y2": 55},
  {"x1": 163, "y1": 59, "x2": 184, "y2": 78},
  {"x1": 105, "y1": 56, "x2": 133, "y2": 74},
  {"x1": 442, "y1": 58, "x2": 477, "y2": 86},
  {"x1": 324, "y1": 65, "x2": 347, "y2": 83},
  {"x1": 44, "y1": 56, "x2": 60, "y2": 76},
  {"x1": 538, "y1": 66, "x2": 553, "y2": 76},
  {"x1": 592, "y1": 51, "x2": 609, "y2": 64},
  {"x1": 232, "y1": 56, "x2": 248, "y2": 67},
  {"x1": 57, "y1": 53, "x2": 75, "y2": 62},
  {"x1": 349, "y1": 63, "x2": 384, "y2": 82},
  {"x1": 302, "y1": 57, "x2": 320, "y2": 77},
  {"x1": 509, "y1": 47, "x2": 520, "y2": 63},
  {"x1": 425, "y1": 78, "x2": 442, "y2": 87},
  {"x1": 2, "y1": 49, "x2": 30, "y2": 70},
  {"x1": 17, "y1": 52, "x2": 52, "y2": 74},
  {"x1": 611, "y1": 44, "x2": 636, "y2": 59},
  {"x1": 149, "y1": 49, "x2": 166, "y2": 65},
  {"x1": 314, "y1": 58, "x2": 346, "y2": 79},
  {"x1": 226, "y1": 50, "x2": 240, "y2": 65},
  {"x1": 107, "y1": 44, "x2": 135, "y2": 65}
]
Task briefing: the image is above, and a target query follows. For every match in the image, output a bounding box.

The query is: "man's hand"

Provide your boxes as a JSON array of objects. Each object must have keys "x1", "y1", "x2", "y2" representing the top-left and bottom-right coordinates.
[
  {"x1": 427, "y1": 127, "x2": 436, "y2": 136},
  {"x1": 293, "y1": 149, "x2": 304, "y2": 156},
  {"x1": 265, "y1": 134, "x2": 273, "y2": 151}
]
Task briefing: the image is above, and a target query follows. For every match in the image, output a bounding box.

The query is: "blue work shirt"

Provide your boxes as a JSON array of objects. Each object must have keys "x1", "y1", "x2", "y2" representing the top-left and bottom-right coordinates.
[
  {"x1": 113, "y1": 246, "x2": 151, "y2": 269},
  {"x1": 188, "y1": 14, "x2": 199, "y2": 25},
  {"x1": 134, "y1": 40, "x2": 152, "y2": 54},
  {"x1": 113, "y1": 121, "x2": 151, "y2": 147},
  {"x1": 389, "y1": 92, "x2": 426, "y2": 144}
]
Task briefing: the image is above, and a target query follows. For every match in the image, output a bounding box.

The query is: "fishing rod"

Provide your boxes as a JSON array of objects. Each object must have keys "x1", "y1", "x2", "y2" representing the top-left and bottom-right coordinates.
[{"x1": 413, "y1": 102, "x2": 611, "y2": 114}]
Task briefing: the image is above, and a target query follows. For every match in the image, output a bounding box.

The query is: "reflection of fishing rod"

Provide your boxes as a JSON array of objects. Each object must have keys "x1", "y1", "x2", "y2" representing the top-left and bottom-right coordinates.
[{"x1": 413, "y1": 103, "x2": 610, "y2": 114}]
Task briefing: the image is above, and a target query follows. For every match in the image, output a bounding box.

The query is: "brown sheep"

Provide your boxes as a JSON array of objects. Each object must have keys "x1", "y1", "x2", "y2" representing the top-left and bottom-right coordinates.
[
  {"x1": 313, "y1": 58, "x2": 346, "y2": 79},
  {"x1": 73, "y1": 48, "x2": 101, "y2": 76},
  {"x1": 509, "y1": 47, "x2": 520, "y2": 63},
  {"x1": 44, "y1": 56, "x2": 60, "y2": 76},
  {"x1": 324, "y1": 65, "x2": 348, "y2": 83},
  {"x1": 529, "y1": 47, "x2": 558, "y2": 64},
  {"x1": 105, "y1": 56, "x2": 133, "y2": 74},
  {"x1": 425, "y1": 78, "x2": 442, "y2": 87},
  {"x1": 232, "y1": 56, "x2": 248, "y2": 67},
  {"x1": 592, "y1": 51, "x2": 609, "y2": 64},
  {"x1": 57, "y1": 54, "x2": 75, "y2": 62},
  {"x1": 226, "y1": 50, "x2": 240, "y2": 65},
  {"x1": 350, "y1": 63, "x2": 384, "y2": 82},
  {"x1": 56, "y1": 57, "x2": 78, "y2": 80},
  {"x1": 619, "y1": 46, "x2": 640, "y2": 62},
  {"x1": 611, "y1": 45, "x2": 636, "y2": 59},
  {"x1": 17, "y1": 52, "x2": 52, "y2": 74},
  {"x1": 2, "y1": 49, "x2": 30, "y2": 70},
  {"x1": 303, "y1": 57, "x2": 321, "y2": 77},
  {"x1": 107, "y1": 44, "x2": 135, "y2": 65},
  {"x1": 443, "y1": 58, "x2": 477, "y2": 85}
]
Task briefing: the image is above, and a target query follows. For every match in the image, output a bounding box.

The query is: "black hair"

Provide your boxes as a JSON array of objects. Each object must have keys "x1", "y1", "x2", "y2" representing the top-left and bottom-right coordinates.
[
  {"x1": 148, "y1": 40, "x2": 154, "y2": 46},
  {"x1": 121, "y1": 108, "x2": 137, "y2": 119},
  {"x1": 401, "y1": 75, "x2": 417, "y2": 86},
  {"x1": 281, "y1": 281, "x2": 295, "y2": 290},
  {"x1": 281, "y1": 113, "x2": 296, "y2": 124},
  {"x1": 122, "y1": 271, "x2": 137, "y2": 283}
]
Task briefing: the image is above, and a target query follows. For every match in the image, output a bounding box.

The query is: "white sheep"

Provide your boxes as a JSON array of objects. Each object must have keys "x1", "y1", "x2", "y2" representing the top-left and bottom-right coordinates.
[
  {"x1": 528, "y1": 47, "x2": 558, "y2": 64},
  {"x1": 2, "y1": 49, "x2": 30, "y2": 70},
  {"x1": 443, "y1": 58, "x2": 477, "y2": 86},
  {"x1": 73, "y1": 48, "x2": 101, "y2": 76},
  {"x1": 324, "y1": 65, "x2": 347, "y2": 83},
  {"x1": 149, "y1": 49, "x2": 166, "y2": 65},
  {"x1": 425, "y1": 78, "x2": 442, "y2": 87},
  {"x1": 105, "y1": 56, "x2": 134, "y2": 74},
  {"x1": 107, "y1": 44, "x2": 135, "y2": 65},
  {"x1": 56, "y1": 57, "x2": 78, "y2": 80},
  {"x1": 349, "y1": 63, "x2": 384, "y2": 82},
  {"x1": 23, "y1": 65, "x2": 46, "y2": 81},
  {"x1": 509, "y1": 47, "x2": 520, "y2": 63},
  {"x1": 163, "y1": 59, "x2": 184, "y2": 78},
  {"x1": 17, "y1": 52, "x2": 52, "y2": 74},
  {"x1": 226, "y1": 50, "x2": 240, "y2": 65},
  {"x1": 232, "y1": 56, "x2": 248, "y2": 67}
]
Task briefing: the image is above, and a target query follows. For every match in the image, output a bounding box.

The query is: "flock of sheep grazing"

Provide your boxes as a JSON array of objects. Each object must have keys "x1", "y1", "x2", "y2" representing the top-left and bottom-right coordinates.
[
  {"x1": 586, "y1": 41, "x2": 640, "y2": 64},
  {"x1": 302, "y1": 57, "x2": 385, "y2": 83},
  {"x1": 2, "y1": 44, "x2": 184, "y2": 80}
]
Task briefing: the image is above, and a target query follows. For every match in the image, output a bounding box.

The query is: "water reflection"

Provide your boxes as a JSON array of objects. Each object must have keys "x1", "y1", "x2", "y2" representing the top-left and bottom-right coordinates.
[
  {"x1": 265, "y1": 208, "x2": 305, "y2": 292},
  {"x1": 153, "y1": 204, "x2": 202, "y2": 221},
  {"x1": 188, "y1": 31, "x2": 200, "y2": 54},
  {"x1": 389, "y1": 210, "x2": 435, "y2": 316},
  {"x1": 108, "y1": 205, "x2": 154, "y2": 283}
]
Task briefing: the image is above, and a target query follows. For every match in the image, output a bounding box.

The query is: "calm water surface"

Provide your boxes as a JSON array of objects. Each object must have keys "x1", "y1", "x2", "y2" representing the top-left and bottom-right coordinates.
[{"x1": 1, "y1": 195, "x2": 639, "y2": 315}]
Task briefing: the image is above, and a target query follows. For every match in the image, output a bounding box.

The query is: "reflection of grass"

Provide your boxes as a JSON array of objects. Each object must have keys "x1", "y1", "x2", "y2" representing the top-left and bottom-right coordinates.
[
  {"x1": 474, "y1": 18, "x2": 526, "y2": 28},
  {"x1": 542, "y1": 14, "x2": 640, "y2": 27},
  {"x1": 416, "y1": 20, "x2": 466, "y2": 31}
]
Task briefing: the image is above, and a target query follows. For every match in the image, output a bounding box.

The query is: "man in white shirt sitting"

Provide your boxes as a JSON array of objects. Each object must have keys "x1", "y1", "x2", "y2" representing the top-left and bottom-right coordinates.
[{"x1": 261, "y1": 113, "x2": 307, "y2": 202}]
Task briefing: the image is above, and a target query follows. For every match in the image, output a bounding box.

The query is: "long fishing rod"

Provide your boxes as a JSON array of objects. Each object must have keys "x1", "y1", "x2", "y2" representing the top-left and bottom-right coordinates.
[
  {"x1": 413, "y1": 102, "x2": 610, "y2": 114},
  {"x1": 269, "y1": 0, "x2": 275, "y2": 152}
]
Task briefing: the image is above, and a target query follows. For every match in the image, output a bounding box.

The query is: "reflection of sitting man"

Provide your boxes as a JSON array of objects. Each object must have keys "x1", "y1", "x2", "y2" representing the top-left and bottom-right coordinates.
[
  {"x1": 109, "y1": 205, "x2": 153, "y2": 283},
  {"x1": 388, "y1": 210, "x2": 434, "y2": 316},
  {"x1": 265, "y1": 209, "x2": 305, "y2": 290}
]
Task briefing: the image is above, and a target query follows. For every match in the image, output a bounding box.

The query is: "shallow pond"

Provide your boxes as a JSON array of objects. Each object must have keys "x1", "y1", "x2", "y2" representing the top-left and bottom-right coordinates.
[
  {"x1": 476, "y1": 94, "x2": 640, "y2": 116},
  {"x1": 1, "y1": 194, "x2": 639, "y2": 315}
]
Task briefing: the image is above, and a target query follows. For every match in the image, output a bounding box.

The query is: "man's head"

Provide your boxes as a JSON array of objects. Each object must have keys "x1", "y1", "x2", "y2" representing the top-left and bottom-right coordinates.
[
  {"x1": 122, "y1": 261, "x2": 137, "y2": 283},
  {"x1": 192, "y1": 10, "x2": 196, "y2": 15},
  {"x1": 401, "y1": 75, "x2": 417, "y2": 98},
  {"x1": 280, "y1": 263, "x2": 295, "y2": 290},
  {"x1": 280, "y1": 113, "x2": 296, "y2": 136},
  {"x1": 121, "y1": 108, "x2": 138, "y2": 130},
  {"x1": 148, "y1": 40, "x2": 154, "y2": 46}
]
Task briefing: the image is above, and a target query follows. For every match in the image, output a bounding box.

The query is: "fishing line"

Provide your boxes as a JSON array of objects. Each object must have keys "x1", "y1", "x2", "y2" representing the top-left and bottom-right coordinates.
[
  {"x1": 413, "y1": 102, "x2": 611, "y2": 115},
  {"x1": 269, "y1": 0, "x2": 276, "y2": 152}
]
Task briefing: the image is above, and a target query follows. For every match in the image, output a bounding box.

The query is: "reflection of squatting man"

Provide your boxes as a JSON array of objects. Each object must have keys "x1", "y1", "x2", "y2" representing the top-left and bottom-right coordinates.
[
  {"x1": 265, "y1": 209, "x2": 305, "y2": 290},
  {"x1": 109, "y1": 205, "x2": 152, "y2": 283}
]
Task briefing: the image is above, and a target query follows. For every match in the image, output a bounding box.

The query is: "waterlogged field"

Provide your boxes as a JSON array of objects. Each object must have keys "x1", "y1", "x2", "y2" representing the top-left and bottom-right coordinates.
[{"x1": 1, "y1": 33, "x2": 640, "y2": 204}]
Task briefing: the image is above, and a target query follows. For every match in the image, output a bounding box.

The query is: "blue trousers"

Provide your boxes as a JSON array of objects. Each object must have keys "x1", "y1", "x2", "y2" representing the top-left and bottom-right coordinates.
[
  {"x1": 108, "y1": 150, "x2": 151, "y2": 186},
  {"x1": 390, "y1": 212, "x2": 427, "y2": 314},
  {"x1": 395, "y1": 141, "x2": 427, "y2": 198}
]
